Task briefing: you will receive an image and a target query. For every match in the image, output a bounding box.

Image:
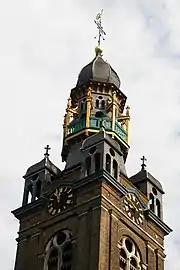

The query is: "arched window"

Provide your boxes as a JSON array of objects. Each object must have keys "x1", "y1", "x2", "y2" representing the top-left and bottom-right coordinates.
[
  {"x1": 48, "y1": 248, "x2": 59, "y2": 270},
  {"x1": 44, "y1": 230, "x2": 73, "y2": 270},
  {"x1": 95, "y1": 153, "x2": 101, "y2": 172},
  {"x1": 119, "y1": 249, "x2": 127, "y2": 270},
  {"x1": 119, "y1": 237, "x2": 142, "y2": 270},
  {"x1": 106, "y1": 154, "x2": 111, "y2": 173},
  {"x1": 27, "y1": 184, "x2": 33, "y2": 204},
  {"x1": 81, "y1": 99, "x2": 86, "y2": 113},
  {"x1": 130, "y1": 257, "x2": 138, "y2": 269},
  {"x1": 113, "y1": 160, "x2": 118, "y2": 179},
  {"x1": 156, "y1": 199, "x2": 161, "y2": 218},
  {"x1": 95, "y1": 99, "x2": 99, "y2": 108},
  {"x1": 81, "y1": 102, "x2": 84, "y2": 112},
  {"x1": 85, "y1": 157, "x2": 91, "y2": 176},
  {"x1": 101, "y1": 100, "x2": 105, "y2": 109},
  {"x1": 35, "y1": 179, "x2": 41, "y2": 199},
  {"x1": 149, "y1": 193, "x2": 154, "y2": 212},
  {"x1": 62, "y1": 242, "x2": 73, "y2": 269},
  {"x1": 23, "y1": 183, "x2": 33, "y2": 205}
]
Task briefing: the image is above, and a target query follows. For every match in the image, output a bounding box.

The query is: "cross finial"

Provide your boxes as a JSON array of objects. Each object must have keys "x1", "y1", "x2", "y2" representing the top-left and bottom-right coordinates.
[
  {"x1": 44, "y1": 145, "x2": 51, "y2": 158},
  {"x1": 94, "y1": 9, "x2": 106, "y2": 47},
  {"x1": 141, "y1": 156, "x2": 147, "y2": 170}
]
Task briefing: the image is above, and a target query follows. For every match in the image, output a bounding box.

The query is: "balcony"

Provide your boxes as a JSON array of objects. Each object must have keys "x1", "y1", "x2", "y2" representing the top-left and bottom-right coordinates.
[{"x1": 68, "y1": 117, "x2": 127, "y2": 144}]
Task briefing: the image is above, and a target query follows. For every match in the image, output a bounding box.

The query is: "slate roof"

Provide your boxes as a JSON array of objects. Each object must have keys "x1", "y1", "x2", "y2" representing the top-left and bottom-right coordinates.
[
  {"x1": 24, "y1": 158, "x2": 61, "y2": 178},
  {"x1": 76, "y1": 53, "x2": 121, "y2": 88},
  {"x1": 130, "y1": 169, "x2": 164, "y2": 194}
]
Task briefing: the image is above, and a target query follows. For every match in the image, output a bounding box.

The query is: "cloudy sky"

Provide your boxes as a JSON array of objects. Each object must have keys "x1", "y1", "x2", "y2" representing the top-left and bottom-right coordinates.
[{"x1": 0, "y1": 0, "x2": 179, "y2": 269}]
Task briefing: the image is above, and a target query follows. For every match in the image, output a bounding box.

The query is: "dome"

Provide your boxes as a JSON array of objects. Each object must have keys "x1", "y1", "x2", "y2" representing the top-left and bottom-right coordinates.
[{"x1": 76, "y1": 51, "x2": 121, "y2": 88}]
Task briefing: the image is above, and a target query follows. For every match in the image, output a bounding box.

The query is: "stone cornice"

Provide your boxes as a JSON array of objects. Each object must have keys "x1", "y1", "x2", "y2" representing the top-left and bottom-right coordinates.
[{"x1": 144, "y1": 209, "x2": 172, "y2": 236}]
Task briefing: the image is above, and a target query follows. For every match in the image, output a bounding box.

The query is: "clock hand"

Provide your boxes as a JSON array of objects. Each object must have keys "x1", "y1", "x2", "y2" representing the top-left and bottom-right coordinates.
[
  {"x1": 54, "y1": 189, "x2": 61, "y2": 202},
  {"x1": 127, "y1": 199, "x2": 139, "y2": 212}
]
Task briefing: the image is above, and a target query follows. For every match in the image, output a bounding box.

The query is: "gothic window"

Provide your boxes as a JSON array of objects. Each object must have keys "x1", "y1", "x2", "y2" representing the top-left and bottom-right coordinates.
[
  {"x1": 119, "y1": 249, "x2": 127, "y2": 270},
  {"x1": 62, "y1": 242, "x2": 73, "y2": 270},
  {"x1": 101, "y1": 99, "x2": 105, "y2": 109},
  {"x1": 113, "y1": 160, "x2": 118, "y2": 180},
  {"x1": 44, "y1": 230, "x2": 73, "y2": 270},
  {"x1": 35, "y1": 179, "x2": 41, "y2": 199},
  {"x1": 23, "y1": 183, "x2": 33, "y2": 205},
  {"x1": 81, "y1": 99, "x2": 86, "y2": 113},
  {"x1": 106, "y1": 154, "x2": 111, "y2": 173},
  {"x1": 95, "y1": 99, "x2": 99, "y2": 108},
  {"x1": 48, "y1": 247, "x2": 59, "y2": 270},
  {"x1": 95, "y1": 153, "x2": 101, "y2": 172},
  {"x1": 156, "y1": 199, "x2": 161, "y2": 218},
  {"x1": 130, "y1": 257, "x2": 138, "y2": 269},
  {"x1": 118, "y1": 237, "x2": 142, "y2": 270},
  {"x1": 85, "y1": 157, "x2": 91, "y2": 176},
  {"x1": 27, "y1": 184, "x2": 33, "y2": 204},
  {"x1": 149, "y1": 193, "x2": 154, "y2": 212}
]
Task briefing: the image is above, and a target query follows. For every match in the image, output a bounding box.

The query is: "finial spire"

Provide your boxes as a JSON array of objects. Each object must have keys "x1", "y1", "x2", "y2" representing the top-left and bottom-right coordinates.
[
  {"x1": 44, "y1": 145, "x2": 51, "y2": 159},
  {"x1": 141, "y1": 156, "x2": 147, "y2": 170},
  {"x1": 94, "y1": 9, "x2": 106, "y2": 47}
]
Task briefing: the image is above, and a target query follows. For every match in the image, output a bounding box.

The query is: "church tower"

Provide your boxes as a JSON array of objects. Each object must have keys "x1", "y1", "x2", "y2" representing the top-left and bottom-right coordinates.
[{"x1": 12, "y1": 13, "x2": 172, "y2": 270}]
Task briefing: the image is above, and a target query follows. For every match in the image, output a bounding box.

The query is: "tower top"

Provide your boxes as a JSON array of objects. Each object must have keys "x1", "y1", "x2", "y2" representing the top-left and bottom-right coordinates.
[{"x1": 94, "y1": 9, "x2": 106, "y2": 48}]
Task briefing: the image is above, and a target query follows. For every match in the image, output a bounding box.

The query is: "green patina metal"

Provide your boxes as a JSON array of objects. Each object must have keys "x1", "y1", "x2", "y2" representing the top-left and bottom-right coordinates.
[
  {"x1": 114, "y1": 122, "x2": 127, "y2": 141},
  {"x1": 68, "y1": 117, "x2": 127, "y2": 143},
  {"x1": 68, "y1": 118, "x2": 86, "y2": 134}
]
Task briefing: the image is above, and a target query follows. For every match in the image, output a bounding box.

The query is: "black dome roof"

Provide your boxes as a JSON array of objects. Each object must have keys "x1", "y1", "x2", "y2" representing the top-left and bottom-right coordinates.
[{"x1": 76, "y1": 52, "x2": 121, "y2": 88}]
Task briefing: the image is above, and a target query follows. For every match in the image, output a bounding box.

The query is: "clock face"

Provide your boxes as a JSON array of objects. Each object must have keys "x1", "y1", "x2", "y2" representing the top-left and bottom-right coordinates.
[
  {"x1": 48, "y1": 187, "x2": 74, "y2": 216},
  {"x1": 123, "y1": 194, "x2": 144, "y2": 225}
]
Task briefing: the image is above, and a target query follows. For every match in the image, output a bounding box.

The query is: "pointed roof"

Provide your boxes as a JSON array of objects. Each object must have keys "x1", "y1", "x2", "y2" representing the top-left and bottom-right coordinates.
[
  {"x1": 130, "y1": 169, "x2": 164, "y2": 194},
  {"x1": 23, "y1": 158, "x2": 61, "y2": 178}
]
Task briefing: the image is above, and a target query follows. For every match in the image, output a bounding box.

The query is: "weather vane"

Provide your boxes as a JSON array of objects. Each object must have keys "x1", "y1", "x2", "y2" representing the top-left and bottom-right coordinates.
[
  {"x1": 94, "y1": 9, "x2": 106, "y2": 46},
  {"x1": 141, "y1": 156, "x2": 147, "y2": 170}
]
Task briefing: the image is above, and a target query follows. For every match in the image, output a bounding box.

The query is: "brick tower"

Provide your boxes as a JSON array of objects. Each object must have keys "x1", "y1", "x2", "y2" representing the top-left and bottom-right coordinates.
[{"x1": 12, "y1": 15, "x2": 172, "y2": 270}]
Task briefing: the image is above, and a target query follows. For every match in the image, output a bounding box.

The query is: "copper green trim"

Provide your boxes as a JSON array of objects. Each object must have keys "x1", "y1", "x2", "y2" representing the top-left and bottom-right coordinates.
[{"x1": 67, "y1": 117, "x2": 127, "y2": 145}]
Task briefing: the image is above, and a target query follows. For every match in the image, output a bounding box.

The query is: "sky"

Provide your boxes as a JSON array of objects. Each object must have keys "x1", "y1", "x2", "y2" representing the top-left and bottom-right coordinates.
[{"x1": 0, "y1": 0, "x2": 179, "y2": 269}]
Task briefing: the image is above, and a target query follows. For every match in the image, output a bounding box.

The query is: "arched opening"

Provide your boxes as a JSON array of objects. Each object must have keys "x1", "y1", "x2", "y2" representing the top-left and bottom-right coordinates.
[
  {"x1": 48, "y1": 248, "x2": 58, "y2": 270},
  {"x1": 62, "y1": 242, "x2": 73, "y2": 269},
  {"x1": 119, "y1": 249, "x2": 127, "y2": 270},
  {"x1": 106, "y1": 154, "x2": 111, "y2": 173},
  {"x1": 130, "y1": 257, "x2": 138, "y2": 269},
  {"x1": 101, "y1": 100, "x2": 105, "y2": 109},
  {"x1": 81, "y1": 99, "x2": 86, "y2": 113},
  {"x1": 113, "y1": 160, "x2": 118, "y2": 179},
  {"x1": 125, "y1": 238, "x2": 133, "y2": 253},
  {"x1": 119, "y1": 237, "x2": 142, "y2": 270},
  {"x1": 35, "y1": 179, "x2": 41, "y2": 200},
  {"x1": 95, "y1": 99, "x2": 99, "y2": 108},
  {"x1": 95, "y1": 153, "x2": 101, "y2": 172},
  {"x1": 149, "y1": 193, "x2": 154, "y2": 212},
  {"x1": 85, "y1": 157, "x2": 91, "y2": 176},
  {"x1": 81, "y1": 102, "x2": 84, "y2": 112},
  {"x1": 44, "y1": 230, "x2": 73, "y2": 270},
  {"x1": 27, "y1": 184, "x2": 33, "y2": 204},
  {"x1": 156, "y1": 199, "x2": 161, "y2": 218}
]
